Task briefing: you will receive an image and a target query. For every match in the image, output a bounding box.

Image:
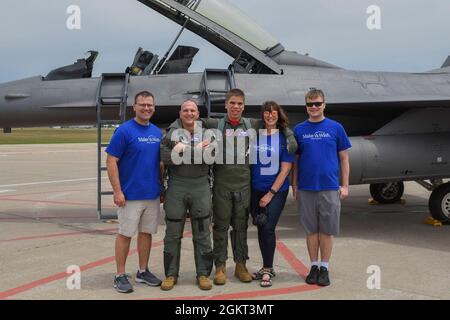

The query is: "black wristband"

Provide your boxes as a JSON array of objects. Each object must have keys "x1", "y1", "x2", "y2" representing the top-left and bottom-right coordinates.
[{"x1": 269, "y1": 188, "x2": 277, "y2": 195}]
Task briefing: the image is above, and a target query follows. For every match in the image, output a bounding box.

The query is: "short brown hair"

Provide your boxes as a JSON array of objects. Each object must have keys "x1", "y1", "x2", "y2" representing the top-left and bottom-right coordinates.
[
  {"x1": 134, "y1": 91, "x2": 154, "y2": 104},
  {"x1": 225, "y1": 88, "x2": 245, "y2": 103},
  {"x1": 305, "y1": 89, "x2": 325, "y2": 103},
  {"x1": 261, "y1": 101, "x2": 289, "y2": 129}
]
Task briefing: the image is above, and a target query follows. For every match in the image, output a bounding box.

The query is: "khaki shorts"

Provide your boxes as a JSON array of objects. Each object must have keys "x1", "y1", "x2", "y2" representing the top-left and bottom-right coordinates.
[{"x1": 117, "y1": 200, "x2": 161, "y2": 237}]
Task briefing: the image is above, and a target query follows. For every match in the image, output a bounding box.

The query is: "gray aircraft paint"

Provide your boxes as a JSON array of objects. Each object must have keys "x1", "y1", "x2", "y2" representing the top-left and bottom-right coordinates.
[{"x1": 0, "y1": 0, "x2": 449, "y2": 189}]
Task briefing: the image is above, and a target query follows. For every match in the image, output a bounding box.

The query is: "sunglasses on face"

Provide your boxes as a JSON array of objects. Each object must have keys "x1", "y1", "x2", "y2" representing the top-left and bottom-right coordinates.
[{"x1": 306, "y1": 102, "x2": 324, "y2": 107}]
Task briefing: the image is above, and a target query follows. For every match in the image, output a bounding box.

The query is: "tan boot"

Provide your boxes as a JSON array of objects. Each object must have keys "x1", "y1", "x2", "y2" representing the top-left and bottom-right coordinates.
[
  {"x1": 197, "y1": 275, "x2": 213, "y2": 290},
  {"x1": 160, "y1": 276, "x2": 177, "y2": 291},
  {"x1": 213, "y1": 264, "x2": 227, "y2": 285},
  {"x1": 234, "y1": 262, "x2": 252, "y2": 282}
]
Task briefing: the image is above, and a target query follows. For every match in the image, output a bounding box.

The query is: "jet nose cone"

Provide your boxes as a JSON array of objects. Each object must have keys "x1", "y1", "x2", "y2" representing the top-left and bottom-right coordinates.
[
  {"x1": 0, "y1": 76, "x2": 40, "y2": 128},
  {"x1": 0, "y1": 85, "x2": 8, "y2": 128},
  {"x1": 0, "y1": 83, "x2": 32, "y2": 128}
]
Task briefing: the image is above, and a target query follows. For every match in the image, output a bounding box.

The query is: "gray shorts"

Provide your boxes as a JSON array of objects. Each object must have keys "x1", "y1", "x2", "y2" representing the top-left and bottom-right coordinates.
[
  {"x1": 297, "y1": 190, "x2": 341, "y2": 236},
  {"x1": 117, "y1": 200, "x2": 161, "y2": 237}
]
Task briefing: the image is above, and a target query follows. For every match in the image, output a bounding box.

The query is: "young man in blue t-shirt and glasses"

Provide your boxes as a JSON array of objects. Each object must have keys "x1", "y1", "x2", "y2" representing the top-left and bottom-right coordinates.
[{"x1": 292, "y1": 89, "x2": 351, "y2": 286}]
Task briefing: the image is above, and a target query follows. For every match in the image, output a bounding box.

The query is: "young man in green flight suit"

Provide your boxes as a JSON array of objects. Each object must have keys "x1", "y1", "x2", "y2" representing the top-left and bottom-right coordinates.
[
  {"x1": 160, "y1": 100, "x2": 214, "y2": 291},
  {"x1": 204, "y1": 88, "x2": 297, "y2": 285}
]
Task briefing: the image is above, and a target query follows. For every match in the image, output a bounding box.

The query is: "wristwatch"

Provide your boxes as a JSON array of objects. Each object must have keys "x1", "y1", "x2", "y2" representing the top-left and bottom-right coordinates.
[{"x1": 269, "y1": 188, "x2": 277, "y2": 195}]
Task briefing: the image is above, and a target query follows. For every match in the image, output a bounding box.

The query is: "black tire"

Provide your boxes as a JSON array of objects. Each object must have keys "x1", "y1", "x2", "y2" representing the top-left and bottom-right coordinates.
[
  {"x1": 429, "y1": 182, "x2": 450, "y2": 222},
  {"x1": 369, "y1": 182, "x2": 405, "y2": 204}
]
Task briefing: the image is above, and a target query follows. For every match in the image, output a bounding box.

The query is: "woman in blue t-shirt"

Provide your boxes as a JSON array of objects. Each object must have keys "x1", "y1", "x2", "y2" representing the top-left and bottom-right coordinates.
[{"x1": 250, "y1": 101, "x2": 295, "y2": 287}]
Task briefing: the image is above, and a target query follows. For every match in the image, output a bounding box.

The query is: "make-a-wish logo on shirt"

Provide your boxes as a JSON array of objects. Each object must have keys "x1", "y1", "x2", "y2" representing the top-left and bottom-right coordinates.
[
  {"x1": 302, "y1": 131, "x2": 332, "y2": 140},
  {"x1": 224, "y1": 129, "x2": 250, "y2": 137},
  {"x1": 255, "y1": 144, "x2": 275, "y2": 153},
  {"x1": 138, "y1": 135, "x2": 161, "y2": 144}
]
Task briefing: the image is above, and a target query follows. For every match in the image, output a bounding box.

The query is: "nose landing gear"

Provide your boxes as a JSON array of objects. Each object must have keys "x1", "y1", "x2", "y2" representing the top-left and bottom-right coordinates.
[
  {"x1": 414, "y1": 179, "x2": 450, "y2": 224},
  {"x1": 428, "y1": 182, "x2": 450, "y2": 223},
  {"x1": 370, "y1": 180, "x2": 450, "y2": 223}
]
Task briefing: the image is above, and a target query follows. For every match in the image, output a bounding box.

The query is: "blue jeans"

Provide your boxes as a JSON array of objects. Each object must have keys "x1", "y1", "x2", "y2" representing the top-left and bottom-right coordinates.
[{"x1": 250, "y1": 189, "x2": 288, "y2": 268}]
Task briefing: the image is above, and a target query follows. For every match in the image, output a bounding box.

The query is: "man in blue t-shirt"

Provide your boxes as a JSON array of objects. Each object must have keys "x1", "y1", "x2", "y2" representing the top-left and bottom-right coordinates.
[
  {"x1": 292, "y1": 89, "x2": 351, "y2": 287},
  {"x1": 106, "y1": 91, "x2": 163, "y2": 293}
]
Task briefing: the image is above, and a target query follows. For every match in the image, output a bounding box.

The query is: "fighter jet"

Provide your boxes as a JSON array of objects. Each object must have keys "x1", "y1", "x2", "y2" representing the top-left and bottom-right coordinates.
[{"x1": 1, "y1": 0, "x2": 450, "y2": 222}]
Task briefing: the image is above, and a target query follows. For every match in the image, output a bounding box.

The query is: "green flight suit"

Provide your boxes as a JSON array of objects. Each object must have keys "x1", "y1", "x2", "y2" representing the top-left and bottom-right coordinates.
[
  {"x1": 160, "y1": 119, "x2": 214, "y2": 278},
  {"x1": 205, "y1": 116, "x2": 297, "y2": 266}
]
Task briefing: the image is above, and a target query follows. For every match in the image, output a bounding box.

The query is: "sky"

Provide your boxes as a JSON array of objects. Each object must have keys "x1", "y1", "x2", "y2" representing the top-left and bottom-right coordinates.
[{"x1": 1, "y1": 0, "x2": 449, "y2": 83}]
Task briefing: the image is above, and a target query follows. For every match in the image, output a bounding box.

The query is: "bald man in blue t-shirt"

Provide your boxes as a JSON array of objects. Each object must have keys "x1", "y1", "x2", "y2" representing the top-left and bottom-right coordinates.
[{"x1": 292, "y1": 89, "x2": 351, "y2": 287}]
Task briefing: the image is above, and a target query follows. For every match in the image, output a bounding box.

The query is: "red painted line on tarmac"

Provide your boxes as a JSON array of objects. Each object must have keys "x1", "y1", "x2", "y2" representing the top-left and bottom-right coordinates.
[
  {"x1": 0, "y1": 228, "x2": 118, "y2": 242},
  {"x1": 0, "y1": 232, "x2": 192, "y2": 300},
  {"x1": 0, "y1": 189, "x2": 94, "y2": 199},
  {"x1": 0, "y1": 271, "x2": 82, "y2": 301},
  {"x1": 0, "y1": 233, "x2": 317, "y2": 300},
  {"x1": 0, "y1": 216, "x2": 98, "y2": 220},
  {"x1": 208, "y1": 283, "x2": 319, "y2": 300},
  {"x1": 148, "y1": 284, "x2": 319, "y2": 301},
  {"x1": 275, "y1": 238, "x2": 309, "y2": 279},
  {"x1": 146, "y1": 239, "x2": 320, "y2": 300},
  {"x1": 0, "y1": 198, "x2": 96, "y2": 207},
  {"x1": 0, "y1": 236, "x2": 169, "y2": 300},
  {"x1": 0, "y1": 247, "x2": 137, "y2": 300},
  {"x1": 0, "y1": 215, "x2": 100, "y2": 221},
  {"x1": 152, "y1": 295, "x2": 207, "y2": 300},
  {"x1": 0, "y1": 197, "x2": 114, "y2": 208}
]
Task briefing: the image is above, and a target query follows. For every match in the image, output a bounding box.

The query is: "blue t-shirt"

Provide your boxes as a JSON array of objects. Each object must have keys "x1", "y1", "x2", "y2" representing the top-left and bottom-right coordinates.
[
  {"x1": 251, "y1": 131, "x2": 295, "y2": 192},
  {"x1": 106, "y1": 119, "x2": 162, "y2": 200},
  {"x1": 294, "y1": 118, "x2": 351, "y2": 191}
]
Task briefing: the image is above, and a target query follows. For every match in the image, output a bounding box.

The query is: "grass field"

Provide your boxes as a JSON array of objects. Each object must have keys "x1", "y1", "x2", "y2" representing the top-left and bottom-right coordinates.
[{"x1": 0, "y1": 127, "x2": 115, "y2": 144}]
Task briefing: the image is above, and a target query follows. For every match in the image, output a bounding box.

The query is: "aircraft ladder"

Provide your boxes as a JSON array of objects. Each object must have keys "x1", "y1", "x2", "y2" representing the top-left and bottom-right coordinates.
[
  {"x1": 202, "y1": 68, "x2": 236, "y2": 118},
  {"x1": 96, "y1": 73, "x2": 130, "y2": 220}
]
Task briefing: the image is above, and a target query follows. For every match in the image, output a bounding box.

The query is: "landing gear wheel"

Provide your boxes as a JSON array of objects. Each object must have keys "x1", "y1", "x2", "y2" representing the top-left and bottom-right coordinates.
[
  {"x1": 370, "y1": 182, "x2": 404, "y2": 204},
  {"x1": 429, "y1": 182, "x2": 450, "y2": 223}
]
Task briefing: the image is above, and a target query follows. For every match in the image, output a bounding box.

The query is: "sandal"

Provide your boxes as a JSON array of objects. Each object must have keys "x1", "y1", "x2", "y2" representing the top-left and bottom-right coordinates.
[
  {"x1": 252, "y1": 267, "x2": 276, "y2": 280},
  {"x1": 260, "y1": 271, "x2": 273, "y2": 287}
]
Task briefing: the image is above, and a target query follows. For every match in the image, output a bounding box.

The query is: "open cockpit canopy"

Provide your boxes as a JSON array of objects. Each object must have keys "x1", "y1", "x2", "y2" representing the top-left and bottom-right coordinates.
[{"x1": 138, "y1": 0, "x2": 284, "y2": 74}]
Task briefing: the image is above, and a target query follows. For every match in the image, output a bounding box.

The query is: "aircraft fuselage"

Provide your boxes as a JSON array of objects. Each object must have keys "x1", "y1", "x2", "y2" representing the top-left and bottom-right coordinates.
[{"x1": 1, "y1": 67, "x2": 449, "y2": 136}]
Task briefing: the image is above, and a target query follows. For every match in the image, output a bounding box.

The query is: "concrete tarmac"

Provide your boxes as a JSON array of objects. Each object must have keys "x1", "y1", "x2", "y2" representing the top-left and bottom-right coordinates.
[{"x1": 0, "y1": 144, "x2": 449, "y2": 300}]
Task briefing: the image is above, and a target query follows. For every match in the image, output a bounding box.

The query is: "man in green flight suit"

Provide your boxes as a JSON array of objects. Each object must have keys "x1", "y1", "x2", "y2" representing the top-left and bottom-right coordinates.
[
  {"x1": 204, "y1": 88, "x2": 297, "y2": 285},
  {"x1": 160, "y1": 100, "x2": 214, "y2": 291}
]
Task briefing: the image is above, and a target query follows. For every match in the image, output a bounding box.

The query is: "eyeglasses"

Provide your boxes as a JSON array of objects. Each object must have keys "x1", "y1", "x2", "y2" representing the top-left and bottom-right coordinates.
[
  {"x1": 306, "y1": 102, "x2": 324, "y2": 107},
  {"x1": 263, "y1": 111, "x2": 278, "y2": 116},
  {"x1": 136, "y1": 103, "x2": 154, "y2": 108}
]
